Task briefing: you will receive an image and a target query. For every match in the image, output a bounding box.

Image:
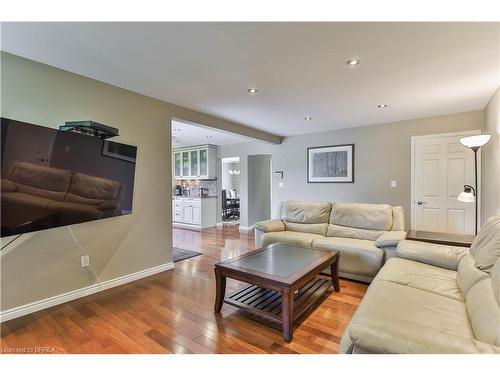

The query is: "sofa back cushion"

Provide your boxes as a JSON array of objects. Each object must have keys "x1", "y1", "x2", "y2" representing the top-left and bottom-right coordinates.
[
  {"x1": 285, "y1": 222, "x2": 328, "y2": 236},
  {"x1": 67, "y1": 172, "x2": 121, "y2": 205},
  {"x1": 279, "y1": 201, "x2": 332, "y2": 224},
  {"x1": 327, "y1": 224, "x2": 384, "y2": 241},
  {"x1": 7, "y1": 161, "x2": 72, "y2": 201},
  {"x1": 330, "y1": 202, "x2": 393, "y2": 231},
  {"x1": 469, "y1": 216, "x2": 500, "y2": 273},
  {"x1": 466, "y1": 257, "x2": 500, "y2": 346},
  {"x1": 391, "y1": 206, "x2": 405, "y2": 231},
  {"x1": 457, "y1": 253, "x2": 489, "y2": 297}
]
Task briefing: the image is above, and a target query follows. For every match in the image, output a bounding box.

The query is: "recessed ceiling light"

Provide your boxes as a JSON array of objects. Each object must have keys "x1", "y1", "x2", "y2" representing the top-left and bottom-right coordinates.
[
  {"x1": 304, "y1": 117, "x2": 312, "y2": 121},
  {"x1": 346, "y1": 58, "x2": 360, "y2": 66},
  {"x1": 247, "y1": 88, "x2": 258, "y2": 94},
  {"x1": 377, "y1": 104, "x2": 388, "y2": 108}
]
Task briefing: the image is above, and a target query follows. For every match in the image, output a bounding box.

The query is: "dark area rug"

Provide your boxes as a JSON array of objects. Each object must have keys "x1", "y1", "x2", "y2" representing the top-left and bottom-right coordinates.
[{"x1": 172, "y1": 247, "x2": 202, "y2": 262}]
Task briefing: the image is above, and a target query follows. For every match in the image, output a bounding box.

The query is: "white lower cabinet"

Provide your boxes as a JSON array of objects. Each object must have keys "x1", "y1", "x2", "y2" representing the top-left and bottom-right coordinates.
[
  {"x1": 192, "y1": 206, "x2": 201, "y2": 224},
  {"x1": 172, "y1": 197, "x2": 216, "y2": 229},
  {"x1": 183, "y1": 205, "x2": 193, "y2": 222}
]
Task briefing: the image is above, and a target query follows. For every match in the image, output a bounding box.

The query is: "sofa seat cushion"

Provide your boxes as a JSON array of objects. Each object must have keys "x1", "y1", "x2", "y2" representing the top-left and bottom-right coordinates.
[
  {"x1": 260, "y1": 231, "x2": 324, "y2": 248},
  {"x1": 49, "y1": 201, "x2": 103, "y2": 214},
  {"x1": 327, "y1": 224, "x2": 384, "y2": 241},
  {"x1": 1, "y1": 192, "x2": 55, "y2": 210},
  {"x1": 312, "y1": 237, "x2": 383, "y2": 277},
  {"x1": 345, "y1": 280, "x2": 487, "y2": 353},
  {"x1": 375, "y1": 258, "x2": 463, "y2": 301},
  {"x1": 285, "y1": 222, "x2": 328, "y2": 236}
]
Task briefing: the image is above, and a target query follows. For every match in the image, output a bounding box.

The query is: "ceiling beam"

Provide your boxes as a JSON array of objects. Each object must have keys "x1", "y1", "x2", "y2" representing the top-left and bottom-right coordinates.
[{"x1": 169, "y1": 104, "x2": 282, "y2": 145}]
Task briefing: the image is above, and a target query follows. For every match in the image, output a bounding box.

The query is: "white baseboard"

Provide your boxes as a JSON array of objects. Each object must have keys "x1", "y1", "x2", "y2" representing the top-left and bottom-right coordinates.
[
  {"x1": 239, "y1": 225, "x2": 254, "y2": 232},
  {"x1": 173, "y1": 222, "x2": 201, "y2": 230},
  {"x1": 0, "y1": 262, "x2": 174, "y2": 323}
]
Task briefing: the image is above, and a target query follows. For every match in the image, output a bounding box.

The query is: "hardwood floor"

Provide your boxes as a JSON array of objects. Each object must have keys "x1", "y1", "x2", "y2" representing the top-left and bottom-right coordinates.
[{"x1": 0, "y1": 225, "x2": 367, "y2": 354}]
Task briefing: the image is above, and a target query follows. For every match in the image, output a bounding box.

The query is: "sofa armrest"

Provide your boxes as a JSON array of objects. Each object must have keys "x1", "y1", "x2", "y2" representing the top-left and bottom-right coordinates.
[
  {"x1": 396, "y1": 240, "x2": 468, "y2": 271},
  {"x1": 1, "y1": 178, "x2": 16, "y2": 192},
  {"x1": 375, "y1": 231, "x2": 407, "y2": 248},
  {"x1": 253, "y1": 219, "x2": 285, "y2": 233}
]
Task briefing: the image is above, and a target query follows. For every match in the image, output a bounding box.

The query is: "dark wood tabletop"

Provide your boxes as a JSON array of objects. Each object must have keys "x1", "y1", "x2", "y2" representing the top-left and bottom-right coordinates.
[
  {"x1": 214, "y1": 242, "x2": 340, "y2": 342},
  {"x1": 406, "y1": 230, "x2": 474, "y2": 247}
]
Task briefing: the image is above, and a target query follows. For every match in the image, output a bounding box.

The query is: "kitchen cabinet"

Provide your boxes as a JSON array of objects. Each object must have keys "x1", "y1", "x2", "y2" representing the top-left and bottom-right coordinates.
[
  {"x1": 182, "y1": 151, "x2": 190, "y2": 177},
  {"x1": 172, "y1": 197, "x2": 216, "y2": 229},
  {"x1": 173, "y1": 145, "x2": 216, "y2": 179},
  {"x1": 174, "y1": 153, "x2": 182, "y2": 177}
]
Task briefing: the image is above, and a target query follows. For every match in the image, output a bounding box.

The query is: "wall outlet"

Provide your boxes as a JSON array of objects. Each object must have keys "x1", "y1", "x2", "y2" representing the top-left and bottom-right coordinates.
[
  {"x1": 80, "y1": 255, "x2": 90, "y2": 267},
  {"x1": 391, "y1": 180, "x2": 397, "y2": 188}
]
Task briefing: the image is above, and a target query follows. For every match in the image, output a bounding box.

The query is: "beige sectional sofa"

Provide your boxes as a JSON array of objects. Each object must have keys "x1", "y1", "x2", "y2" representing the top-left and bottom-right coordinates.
[
  {"x1": 254, "y1": 201, "x2": 406, "y2": 282},
  {"x1": 340, "y1": 215, "x2": 500, "y2": 354}
]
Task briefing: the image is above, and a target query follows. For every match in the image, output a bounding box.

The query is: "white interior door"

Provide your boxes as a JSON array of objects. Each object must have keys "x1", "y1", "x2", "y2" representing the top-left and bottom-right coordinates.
[{"x1": 413, "y1": 132, "x2": 478, "y2": 234}]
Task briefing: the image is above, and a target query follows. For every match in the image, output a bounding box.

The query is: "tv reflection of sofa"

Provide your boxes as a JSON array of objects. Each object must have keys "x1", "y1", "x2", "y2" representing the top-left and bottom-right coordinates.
[{"x1": 1, "y1": 161, "x2": 122, "y2": 234}]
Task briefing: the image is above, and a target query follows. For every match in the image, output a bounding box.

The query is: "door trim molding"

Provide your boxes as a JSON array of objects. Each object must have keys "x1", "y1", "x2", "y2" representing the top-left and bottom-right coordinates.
[{"x1": 410, "y1": 130, "x2": 482, "y2": 232}]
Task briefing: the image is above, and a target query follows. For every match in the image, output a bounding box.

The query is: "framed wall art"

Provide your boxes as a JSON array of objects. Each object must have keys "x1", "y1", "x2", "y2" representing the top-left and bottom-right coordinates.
[{"x1": 307, "y1": 144, "x2": 354, "y2": 183}]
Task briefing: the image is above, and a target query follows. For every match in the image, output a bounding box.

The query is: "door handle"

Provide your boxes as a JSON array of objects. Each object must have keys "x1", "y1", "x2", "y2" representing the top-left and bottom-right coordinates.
[{"x1": 417, "y1": 200, "x2": 427, "y2": 205}]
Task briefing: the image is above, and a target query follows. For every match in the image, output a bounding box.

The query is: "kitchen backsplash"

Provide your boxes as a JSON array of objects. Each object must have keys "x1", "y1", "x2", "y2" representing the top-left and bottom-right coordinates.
[{"x1": 176, "y1": 179, "x2": 218, "y2": 197}]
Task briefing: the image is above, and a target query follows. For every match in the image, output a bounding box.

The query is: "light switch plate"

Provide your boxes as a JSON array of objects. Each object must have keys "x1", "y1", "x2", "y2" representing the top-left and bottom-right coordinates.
[{"x1": 391, "y1": 180, "x2": 397, "y2": 188}]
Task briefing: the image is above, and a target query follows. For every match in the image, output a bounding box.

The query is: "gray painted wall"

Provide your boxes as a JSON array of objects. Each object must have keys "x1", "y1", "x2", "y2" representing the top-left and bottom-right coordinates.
[
  {"x1": 0, "y1": 52, "x2": 261, "y2": 313},
  {"x1": 482, "y1": 86, "x2": 500, "y2": 222},
  {"x1": 247, "y1": 155, "x2": 271, "y2": 225},
  {"x1": 220, "y1": 110, "x2": 484, "y2": 229}
]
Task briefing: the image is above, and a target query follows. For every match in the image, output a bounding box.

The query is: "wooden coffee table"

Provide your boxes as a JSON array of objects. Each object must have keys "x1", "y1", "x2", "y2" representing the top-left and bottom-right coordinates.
[{"x1": 214, "y1": 242, "x2": 340, "y2": 342}]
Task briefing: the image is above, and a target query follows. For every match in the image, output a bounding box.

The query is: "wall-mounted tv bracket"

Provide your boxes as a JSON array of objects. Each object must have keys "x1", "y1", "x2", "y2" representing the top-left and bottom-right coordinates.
[{"x1": 59, "y1": 120, "x2": 119, "y2": 139}]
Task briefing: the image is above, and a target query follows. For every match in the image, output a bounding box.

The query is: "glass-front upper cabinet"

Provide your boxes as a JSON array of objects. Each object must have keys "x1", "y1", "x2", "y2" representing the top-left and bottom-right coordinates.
[
  {"x1": 173, "y1": 146, "x2": 215, "y2": 179},
  {"x1": 199, "y1": 149, "x2": 208, "y2": 177},
  {"x1": 182, "y1": 151, "x2": 190, "y2": 177},
  {"x1": 174, "y1": 152, "x2": 182, "y2": 177},
  {"x1": 190, "y1": 150, "x2": 199, "y2": 177}
]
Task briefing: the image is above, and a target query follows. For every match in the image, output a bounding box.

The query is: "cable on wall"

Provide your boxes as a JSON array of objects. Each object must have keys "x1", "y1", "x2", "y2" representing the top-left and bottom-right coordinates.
[
  {"x1": 67, "y1": 225, "x2": 102, "y2": 294},
  {"x1": 0, "y1": 234, "x2": 23, "y2": 251}
]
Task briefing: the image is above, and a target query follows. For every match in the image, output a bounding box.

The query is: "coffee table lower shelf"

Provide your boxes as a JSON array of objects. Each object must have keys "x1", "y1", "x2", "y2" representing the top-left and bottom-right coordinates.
[{"x1": 224, "y1": 276, "x2": 332, "y2": 328}]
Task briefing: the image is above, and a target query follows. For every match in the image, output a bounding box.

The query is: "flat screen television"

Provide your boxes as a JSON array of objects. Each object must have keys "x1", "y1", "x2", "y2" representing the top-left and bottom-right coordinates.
[{"x1": 1, "y1": 118, "x2": 137, "y2": 237}]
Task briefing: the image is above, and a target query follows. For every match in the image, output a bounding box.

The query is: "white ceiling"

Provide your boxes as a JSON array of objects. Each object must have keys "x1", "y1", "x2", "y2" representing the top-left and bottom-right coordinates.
[
  {"x1": 172, "y1": 119, "x2": 250, "y2": 148},
  {"x1": 2, "y1": 22, "x2": 499, "y2": 137}
]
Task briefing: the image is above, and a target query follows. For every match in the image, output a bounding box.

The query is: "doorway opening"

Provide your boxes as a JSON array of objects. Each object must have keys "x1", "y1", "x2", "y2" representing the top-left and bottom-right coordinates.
[{"x1": 221, "y1": 156, "x2": 241, "y2": 225}]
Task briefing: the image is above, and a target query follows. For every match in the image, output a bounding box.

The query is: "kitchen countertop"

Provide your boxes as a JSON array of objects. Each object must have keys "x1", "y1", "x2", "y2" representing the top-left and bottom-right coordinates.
[{"x1": 173, "y1": 196, "x2": 217, "y2": 199}]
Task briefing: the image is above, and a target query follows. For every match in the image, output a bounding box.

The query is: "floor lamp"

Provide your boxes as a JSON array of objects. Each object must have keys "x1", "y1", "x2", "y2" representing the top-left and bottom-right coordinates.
[{"x1": 457, "y1": 134, "x2": 492, "y2": 235}]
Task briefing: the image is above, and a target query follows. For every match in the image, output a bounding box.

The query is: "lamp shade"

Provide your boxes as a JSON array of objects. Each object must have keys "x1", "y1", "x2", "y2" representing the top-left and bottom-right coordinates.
[
  {"x1": 457, "y1": 185, "x2": 476, "y2": 203},
  {"x1": 457, "y1": 191, "x2": 475, "y2": 202},
  {"x1": 459, "y1": 134, "x2": 492, "y2": 148}
]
